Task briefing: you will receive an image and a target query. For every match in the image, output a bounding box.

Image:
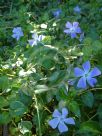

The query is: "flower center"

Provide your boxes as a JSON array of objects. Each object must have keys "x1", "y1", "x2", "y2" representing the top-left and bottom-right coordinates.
[{"x1": 70, "y1": 27, "x2": 76, "y2": 33}]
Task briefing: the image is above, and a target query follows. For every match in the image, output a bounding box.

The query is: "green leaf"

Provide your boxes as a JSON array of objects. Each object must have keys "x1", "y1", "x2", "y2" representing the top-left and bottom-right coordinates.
[
  {"x1": 0, "y1": 112, "x2": 11, "y2": 124},
  {"x1": 95, "y1": 92, "x2": 102, "y2": 100},
  {"x1": 82, "y1": 46, "x2": 92, "y2": 60},
  {"x1": 81, "y1": 92, "x2": 94, "y2": 108},
  {"x1": 49, "y1": 70, "x2": 66, "y2": 85},
  {"x1": 83, "y1": 37, "x2": 92, "y2": 46},
  {"x1": 97, "y1": 104, "x2": 102, "y2": 119},
  {"x1": 10, "y1": 101, "x2": 27, "y2": 117},
  {"x1": 41, "y1": 58, "x2": 55, "y2": 69},
  {"x1": 79, "y1": 121, "x2": 101, "y2": 134},
  {"x1": 18, "y1": 90, "x2": 32, "y2": 106},
  {"x1": 18, "y1": 121, "x2": 32, "y2": 135},
  {"x1": 0, "y1": 96, "x2": 8, "y2": 109},
  {"x1": 92, "y1": 40, "x2": 102, "y2": 52},
  {"x1": 69, "y1": 101, "x2": 81, "y2": 117},
  {"x1": 49, "y1": 71, "x2": 59, "y2": 82},
  {"x1": 0, "y1": 76, "x2": 9, "y2": 90},
  {"x1": 35, "y1": 85, "x2": 49, "y2": 94}
]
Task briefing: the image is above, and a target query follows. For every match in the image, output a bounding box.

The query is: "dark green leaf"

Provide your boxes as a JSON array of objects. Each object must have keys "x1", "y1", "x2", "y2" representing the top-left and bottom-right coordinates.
[
  {"x1": 81, "y1": 92, "x2": 94, "y2": 108},
  {"x1": 10, "y1": 101, "x2": 27, "y2": 117},
  {"x1": 18, "y1": 121, "x2": 32, "y2": 135},
  {"x1": 79, "y1": 121, "x2": 101, "y2": 134},
  {"x1": 69, "y1": 101, "x2": 81, "y2": 117}
]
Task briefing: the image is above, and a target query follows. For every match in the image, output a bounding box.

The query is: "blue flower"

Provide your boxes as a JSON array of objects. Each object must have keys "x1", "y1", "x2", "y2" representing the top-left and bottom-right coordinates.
[
  {"x1": 49, "y1": 108, "x2": 75, "y2": 133},
  {"x1": 74, "y1": 6, "x2": 81, "y2": 13},
  {"x1": 74, "y1": 61, "x2": 101, "y2": 89},
  {"x1": 12, "y1": 27, "x2": 24, "y2": 41},
  {"x1": 28, "y1": 32, "x2": 45, "y2": 46},
  {"x1": 64, "y1": 22, "x2": 81, "y2": 38},
  {"x1": 52, "y1": 9, "x2": 62, "y2": 18}
]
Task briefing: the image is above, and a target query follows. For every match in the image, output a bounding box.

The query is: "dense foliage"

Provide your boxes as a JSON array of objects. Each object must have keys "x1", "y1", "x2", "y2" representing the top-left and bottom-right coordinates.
[{"x1": 0, "y1": 0, "x2": 102, "y2": 135}]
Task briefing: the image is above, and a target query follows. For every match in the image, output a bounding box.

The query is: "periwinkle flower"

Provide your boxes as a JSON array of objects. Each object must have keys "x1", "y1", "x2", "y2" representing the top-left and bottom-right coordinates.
[
  {"x1": 74, "y1": 61, "x2": 101, "y2": 89},
  {"x1": 28, "y1": 32, "x2": 45, "y2": 46},
  {"x1": 74, "y1": 6, "x2": 81, "y2": 13},
  {"x1": 49, "y1": 108, "x2": 75, "y2": 133},
  {"x1": 52, "y1": 9, "x2": 62, "y2": 18},
  {"x1": 64, "y1": 22, "x2": 81, "y2": 38},
  {"x1": 12, "y1": 27, "x2": 24, "y2": 41}
]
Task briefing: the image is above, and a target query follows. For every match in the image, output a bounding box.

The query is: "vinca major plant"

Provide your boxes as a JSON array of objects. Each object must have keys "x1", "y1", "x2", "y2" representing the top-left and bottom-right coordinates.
[{"x1": 0, "y1": 0, "x2": 102, "y2": 136}]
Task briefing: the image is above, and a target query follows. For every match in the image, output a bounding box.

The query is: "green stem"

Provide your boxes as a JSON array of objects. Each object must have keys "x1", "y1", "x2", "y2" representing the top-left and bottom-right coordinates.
[
  {"x1": 89, "y1": 113, "x2": 97, "y2": 120},
  {"x1": 78, "y1": 87, "x2": 102, "y2": 96},
  {"x1": 34, "y1": 94, "x2": 42, "y2": 136}
]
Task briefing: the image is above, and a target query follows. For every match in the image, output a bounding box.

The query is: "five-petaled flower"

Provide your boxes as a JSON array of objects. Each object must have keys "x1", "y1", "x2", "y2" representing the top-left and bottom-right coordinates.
[
  {"x1": 74, "y1": 6, "x2": 81, "y2": 13},
  {"x1": 48, "y1": 108, "x2": 75, "y2": 133},
  {"x1": 12, "y1": 27, "x2": 24, "y2": 41},
  {"x1": 64, "y1": 22, "x2": 81, "y2": 38},
  {"x1": 28, "y1": 32, "x2": 45, "y2": 46},
  {"x1": 52, "y1": 9, "x2": 62, "y2": 18},
  {"x1": 74, "y1": 61, "x2": 101, "y2": 89}
]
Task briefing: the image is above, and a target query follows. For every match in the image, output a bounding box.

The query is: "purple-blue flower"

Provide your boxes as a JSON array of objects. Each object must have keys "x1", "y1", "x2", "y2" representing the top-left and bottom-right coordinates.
[
  {"x1": 74, "y1": 61, "x2": 101, "y2": 89},
  {"x1": 64, "y1": 22, "x2": 81, "y2": 38},
  {"x1": 52, "y1": 9, "x2": 62, "y2": 18},
  {"x1": 74, "y1": 6, "x2": 81, "y2": 13},
  {"x1": 49, "y1": 108, "x2": 75, "y2": 133},
  {"x1": 12, "y1": 27, "x2": 24, "y2": 41},
  {"x1": 28, "y1": 32, "x2": 45, "y2": 46}
]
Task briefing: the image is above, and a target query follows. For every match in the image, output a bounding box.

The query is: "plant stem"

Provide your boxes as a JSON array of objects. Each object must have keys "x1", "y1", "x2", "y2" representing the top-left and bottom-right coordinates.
[
  {"x1": 34, "y1": 94, "x2": 42, "y2": 136},
  {"x1": 77, "y1": 87, "x2": 102, "y2": 96}
]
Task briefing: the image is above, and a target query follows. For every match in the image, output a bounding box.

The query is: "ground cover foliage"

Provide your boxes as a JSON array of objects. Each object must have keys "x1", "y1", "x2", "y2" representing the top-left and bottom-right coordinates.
[{"x1": 0, "y1": 0, "x2": 102, "y2": 135}]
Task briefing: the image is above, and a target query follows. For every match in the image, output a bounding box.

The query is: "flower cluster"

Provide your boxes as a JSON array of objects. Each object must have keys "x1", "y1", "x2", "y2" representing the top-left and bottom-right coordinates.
[
  {"x1": 49, "y1": 108, "x2": 75, "y2": 133},
  {"x1": 12, "y1": 28, "x2": 45, "y2": 46}
]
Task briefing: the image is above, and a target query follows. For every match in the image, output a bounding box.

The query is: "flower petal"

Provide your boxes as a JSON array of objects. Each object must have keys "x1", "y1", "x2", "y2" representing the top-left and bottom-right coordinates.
[
  {"x1": 82, "y1": 61, "x2": 90, "y2": 74},
  {"x1": 64, "y1": 117, "x2": 75, "y2": 125},
  {"x1": 62, "y1": 108, "x2": 68, "y2": 117},
  {"x1": 48, "y1": 118, "x2": 59, "y2": 129},
  {"x1": 28, "y1": 39, "x2": 37, "y2": 46},
  {"x1": 71, "y1": 33, "x2": 77, "y2": 38},
  {"x1": 76, "y1": 27, "x2": 81, "y2": 33},
  {"x1": 77, "y1": 76, "x2": 87, "y2": 88},
  {"x1": 53, "y1": 109, "x2": 61, "y2": 117},
  {"x1": 73, "y1": 22, "x2": 79, "y2": 28},
  {"x1": 58, "y1": 122, "x2": 68, "y2": 133},
  {"x1": 89, "y1": 67, "x2": 101, "y2": 77},
  {"x1": 74, "y1": 67, "x2": 84, "y2": 77},
  {"x1": 38, "y1": 35, "x2": 45, "y2": 41},
  {"x1": 74, "y1": 6, "x2": 81, "y2": 13},
  {"x1": 13, "y1": 28, "x2": 17, "y2": 33},
  {"x1": 32, "y1": 33, "x2": 38, "y2": 39},
  {"x1": 66, "y1": 22, "x2": 72, "y2": 28},
  {"x1": 64, "y1": 29, "x2": 70, "y2": 34},
  {"x1": 87, "y1": 77, "x2": 97, "y2": 87},
  {"x1": 12, "y1": 34, "x2": 17, "y2": 39}
]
